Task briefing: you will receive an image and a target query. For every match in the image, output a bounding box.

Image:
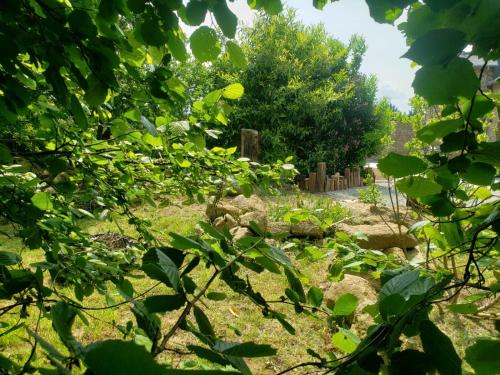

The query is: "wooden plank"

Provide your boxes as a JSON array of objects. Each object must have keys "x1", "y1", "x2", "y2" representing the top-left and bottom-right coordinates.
[
  {"x1": 316, "y1": 162, "x2": 327, "y2": 192},
  {"x1": 344, "y1": 168, "x2": 351, "y2": 188},
  {"x1": 304, "y1": 178, "x2": 309, "y2": 191},
  {"x1": 308, "y1": 172, "x2": 317, "y2": 193},
  {"x1": 240, "y1": 129, "x2": 260, "y2": 161},
  {"x1": 326, "y1": 177, "x2": 332, "y2": 191}
]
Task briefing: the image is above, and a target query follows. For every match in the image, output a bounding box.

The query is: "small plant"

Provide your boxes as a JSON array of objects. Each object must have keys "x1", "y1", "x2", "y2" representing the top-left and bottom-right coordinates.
[
  {"x1": 358, "y1": 174, "x2": 382, "y2": 206},
  {"x1": 267, "y1": 192, "x2": 351, "y2": 230}
]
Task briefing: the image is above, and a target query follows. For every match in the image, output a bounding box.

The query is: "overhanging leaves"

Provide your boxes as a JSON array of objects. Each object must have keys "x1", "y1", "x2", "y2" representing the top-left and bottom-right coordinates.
[
  {"x1": 413, "y1": 58, "x2": 479, "y2": 105},
  {"x1": 420, "y1": 320, "x2": 461, "y2": 375},
  {"x1": 377, "y1": 153, "x2": 427, "y2": 178}
]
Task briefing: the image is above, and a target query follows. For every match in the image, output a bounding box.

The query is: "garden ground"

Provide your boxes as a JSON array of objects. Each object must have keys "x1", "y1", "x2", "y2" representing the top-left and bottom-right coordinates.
[{"x1": 0, "y1": 191, "x2": 496, "y2": 374}]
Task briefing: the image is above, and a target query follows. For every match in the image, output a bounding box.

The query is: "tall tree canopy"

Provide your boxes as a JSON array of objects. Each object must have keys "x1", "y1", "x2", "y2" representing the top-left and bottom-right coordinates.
[{"x1": 177, "y1": 9, "x2": 395, "y2": 174}]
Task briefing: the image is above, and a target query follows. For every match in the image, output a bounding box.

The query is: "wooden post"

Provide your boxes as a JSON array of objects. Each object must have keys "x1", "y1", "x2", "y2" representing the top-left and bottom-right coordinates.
[
  {"x1": 317, "y1": 162, "x2": 326, "y2": 192},
  {"x1": 304, "y1": 178, "x2": 309, "y2": 191},
  {"x1": 344, "y1": 168, "x2": 351, "y2": 188},
  {"x1": 308, "y1": 172, "x2": 317, "y2": 193},
  {"x1": 333, "y1": 173, "x2": 339, "y2": 191},
  {"x1": 354, "y1": 167, "x2": 361, "y2": 187},
  {"x1": 240, "y1": 129, "x2": 260, "y2": 161},
  {"x1": 350, "y1": 169, "x2": 356, "y2": 187},
  {"x1": 326, "y1": 177, "x2": 332, "y2": 191}
]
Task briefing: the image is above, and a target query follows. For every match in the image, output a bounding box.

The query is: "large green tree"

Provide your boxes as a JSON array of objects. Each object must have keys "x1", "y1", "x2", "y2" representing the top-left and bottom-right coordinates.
[{"x1": 177, "y1": 9, "x2": 395, "y2": 174}]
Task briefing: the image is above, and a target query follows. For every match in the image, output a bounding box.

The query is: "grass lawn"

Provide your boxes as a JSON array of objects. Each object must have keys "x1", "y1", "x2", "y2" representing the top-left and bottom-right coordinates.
[
  {"x1": 0, "y1": 196, "x2": 339, "y2": 374},
  {"x1": 1, "y1": 193, "x2": 497, "y2": 374}
]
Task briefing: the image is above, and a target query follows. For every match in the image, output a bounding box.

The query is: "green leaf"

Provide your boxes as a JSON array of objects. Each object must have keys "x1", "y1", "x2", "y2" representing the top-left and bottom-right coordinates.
[
  {"x1": 465, "y1": 338, "x2": 500, "y2": 375},
  {"x1": 193, "y1": 305, "x2": 215, "y2": 337},
  {"x1": 222, "y1": 83, "x2": 244, "y2": 99},
  {"x1": 166, "y1": 31, "x2": 188, "y2": 62},
  {"x1": 396, "y1": 176, "x2": 442, "y2": 198},
  {"x1": 460, "y1": 162, "x2": 495, "y2": 186},
  {"x1": 416, "y1": 119, "x2": 463, "y2": 144},
  {"x1": 0, "y1": 143, "x2": 12, "y2": 164},
  {"x1": 377, "y1": 152, "x2": 427, "y2": 178},
  {"x1": 214, "y1": 341, "x2": 277, "y2": 357},
  {"x1": 0, "y1": 251, "x2": 21, "y2": 266},
  {"x1": 313, "y1": 0, "x2": 328, "y2": 10},
  {"x1": 190, "y1": 26, "x2": 221, "y2": 62},
  {"x1": 420, "y1": 320, "x2": 461, "y2": 375},
  {"x1": 143, "y1": 294, "x2": 186, "y2": 313},
  {"x1": 84, "y1": 78, "x2": 108, "y2": 107},
  {"x1": 127, "y1": 0, "x2": 146, "y2": 13},
  {"x1": 142, "y1": 249, "x2": 181, "y2": 292},
  {"x1": 366, "y1": 0, "x2": 414, "y2": 23},
  {"x1": 226, "y1": 41, "x2": 247, "y2": 69},
  {"x1": 413, "y1": 58, "x2": 479, "y2": 105},
  {"x1": 85, "y1": 340, "x2": 166, "y2": 374},
  {"x1": 51, "y1": 301, "x2": 82, "y2": 354},
  {"x1": 140, "y1": 18, "x2": 167, "y2": 47},
  {"x1": 389, "y1": 350, "x2": 430, "y2": 375},
  {"x1": 70, "y1": 95, "x2": 88, "y2": 129},
  {"x1": 331, "y1": 328, "x2": 359, "y2": 353},
  {"x1": 448, "y1": 303, "x2": 478, "y2": 314},
  {"x1": 140, "y1": 116, "x2": 158, "y2": 136},
  {"x1": 68, "y1": 10, "x2": 97, "y2": 37},
  {"x1": 462, "y1": 95, "x2": 495, "y2": 119},
  {"x1": 332, "y1": 293, "x2": 358, "y2": 316},
  {"x1": 306, "y1": 287, "x2": 323, "y2": 307},
  {"x1": 213, "y1": 1, "x2": 237, "y2": 38},
  {"x1": 284, "y1": 267, "x2": 306, "y2": 303},
  {"x1": 474, "y1": 141, "x2": 500, "y2": 167},
  {"x1": 31, "y1": 192, "x2": 53, "y2": 211},
  {"x1": 402, "y1": 29, "x2": 466, "y2": 66},
  {"x1": 169, "y1": 232, "x2": 204, "y2": 251},
  {"x1": 185, "y1": 0, "x2": 208, "y2": 25},
  {"x1": 380, "y1": 270, "x2": 419, "y2": 300},
  {"x1": 263, "y1": 0, "x2": 283, "y2": 15}
]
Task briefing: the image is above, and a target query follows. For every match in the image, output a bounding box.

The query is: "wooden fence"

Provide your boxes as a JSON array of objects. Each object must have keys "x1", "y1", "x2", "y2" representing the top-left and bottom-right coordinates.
[{"x1": 297, "y1": 162, "x2": 366, "y2": 192}]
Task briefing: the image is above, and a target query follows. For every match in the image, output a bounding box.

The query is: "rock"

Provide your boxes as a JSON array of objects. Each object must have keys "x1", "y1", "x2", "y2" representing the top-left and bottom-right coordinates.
[
  {"x1": 206, "y1": 201, "x2": 242, "y2": 221},
  {"x1": 322, "y1": 274, "x2": 378, "y2": 337},
  {"x1": 290, "y1": 220, "x2": 324, "y2": 239},
  {"x1": 213, "y1": 214, "x2": 238, "y2": 231},
  {"x1": 267, "y1": 221, "x2": 291, "y2": 236},
  {"x1": 239, "y1": 211, "x2": 268, "y2": 231},
  {"x1": 385, "y1": 247, "x2": 406, "y2": 260},
  {"x1": 337, "y1": 223, "x2": 418, "y2": 250},
  {"x1": 230, "y1": 194, "x2": 267, "y2": 214},
  {"x1": 206, "y1": 194, "x2": 266, "y2": 221},
  {"x1": 230, "y1": 226, "x2": 253, "y2": 241}
]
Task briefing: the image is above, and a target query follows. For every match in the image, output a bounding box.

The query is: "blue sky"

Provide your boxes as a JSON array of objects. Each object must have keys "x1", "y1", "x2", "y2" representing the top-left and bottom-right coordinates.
[{"x1": 225, "y1": 0, "x2": 415, "y2": 112}]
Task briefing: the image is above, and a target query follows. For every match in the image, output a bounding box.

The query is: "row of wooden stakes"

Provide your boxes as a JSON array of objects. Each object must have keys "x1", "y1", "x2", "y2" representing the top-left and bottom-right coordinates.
[{"x1": 297, "y1": 162, "x2": 363, "y2": 193}]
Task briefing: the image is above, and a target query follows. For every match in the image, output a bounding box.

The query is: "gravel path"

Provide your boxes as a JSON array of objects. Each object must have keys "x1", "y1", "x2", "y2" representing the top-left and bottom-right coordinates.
[{"x1": 325, "y1": 183, "x2": 406, "y2": 205}]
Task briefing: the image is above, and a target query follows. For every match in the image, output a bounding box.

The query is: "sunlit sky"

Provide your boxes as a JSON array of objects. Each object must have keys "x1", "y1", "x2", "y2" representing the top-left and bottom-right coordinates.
[{"x1": 221, "y1": 0, "x2": 415, "y2": 112}]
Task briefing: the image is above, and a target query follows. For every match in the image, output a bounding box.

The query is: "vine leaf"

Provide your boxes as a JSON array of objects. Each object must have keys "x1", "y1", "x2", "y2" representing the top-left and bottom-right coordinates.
[
  {"x1": 396, "y1": 176, "x2": 442, "y2": 198},
  {"x1": 141, "y1": 249, "x2": 181, "y2": 292},
  {"x1": 190, "y1": 26, "x2": 221, "y2": 62},
  {"x1": 213, "y1": 1, "x2": 238, "y2": 38},
  {"x1": 413, "y1": 58, "x2": 479, "y2": 105},
  {"x1": 332, "y1": 293, "x2": 358, "y2": 316},
  {"x1": 84, "y1": 340, "x2": 166, "y2": 374},
  {"x1": 420, "y1": 320, "x2": 461, "y2": 375},
  {"x1": 402, "y1": 28, "x2": 466, "y2": 66},
  {"x1": 465, "y1": 338, "x2": 500, "y2": 375},
  {"x1": 377, "y1": 153, "x2": 426, "y2": 178}
]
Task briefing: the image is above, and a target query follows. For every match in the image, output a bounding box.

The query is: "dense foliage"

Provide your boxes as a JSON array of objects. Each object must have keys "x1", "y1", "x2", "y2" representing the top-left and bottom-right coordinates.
[
  {"x1": 176, "y1": 10, "x2": 395, "y2": 174},
  {"x1": 0, "y1": 0, "x2": 499, "y2": 374}
]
